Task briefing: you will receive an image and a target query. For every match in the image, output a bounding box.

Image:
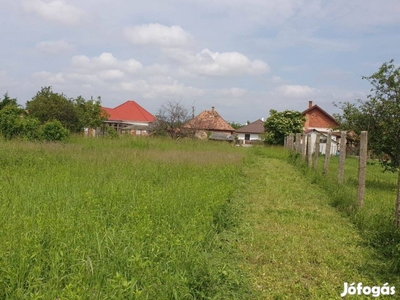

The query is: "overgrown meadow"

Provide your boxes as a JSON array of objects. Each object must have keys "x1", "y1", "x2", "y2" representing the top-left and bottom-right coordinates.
[
  {"x1": 2, "y1": 136, "x2": 400, "y2": 299},
  {"x1": 0, "y1": 136, "x2": 252, "y2": 299}
]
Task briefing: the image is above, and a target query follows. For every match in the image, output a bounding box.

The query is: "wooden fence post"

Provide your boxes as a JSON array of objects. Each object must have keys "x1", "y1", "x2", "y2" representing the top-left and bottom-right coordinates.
[
  {"x1": 296, "y1": 133, "x2": 302, "y2": 153},
  {"x1": 313, "y1": 133, "x2": 321, "y2": 172},
  {"x1": 284, "y1": 136, "x2": 287, "y2": 148},
  {"x1": 288, "y1": 133, "x2": 294, "y2": 151},
  {"x1": 302, "y1": 134, "x2": 307, "y2": 159},
  {"x1": 338, "y1": 131, "x2": 347, "y2": 184},
  {"x1": 307, "y1": 135, "x2": 312, "y2": 167},
  {"x1": 357, "y1": 131, "x2": 368, "y2": 206},
  {"x1": 323, "y1": 132, "x2": 332, "y2": 175}
]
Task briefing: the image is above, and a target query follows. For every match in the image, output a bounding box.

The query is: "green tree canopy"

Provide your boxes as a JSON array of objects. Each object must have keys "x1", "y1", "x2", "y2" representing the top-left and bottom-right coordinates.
[
  {"x1": 0, "y1": 93, "x2": 19, "y2": 110},
  {"x1": 25, "y1": 87, "x2": 106, "y2": 133},
  {"x1": 334, "y1": 60, "x2": 400, "y2": 226},
  {"x1": 334, "y1": 60, "x2": 400, "y2": 172},
  {"x1": 26, "y1": 86, "x2": 78, "y2": 132},
  {"x1": 228, "y1": 122, "x2": 243, "y2": 130},
  {"x1": 74, "y1": 96, "x2": 108, "y2": 131},
  {"x1": 264, "y1": 109, "x2": 305, "y2": 145}
]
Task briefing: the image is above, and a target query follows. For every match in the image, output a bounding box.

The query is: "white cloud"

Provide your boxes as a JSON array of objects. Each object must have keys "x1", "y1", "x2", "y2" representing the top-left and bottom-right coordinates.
[
  {"x1": 120, "y1": 79, "x2": 204, "y2": 99},
  {"x1": 98, "y1": 70, "x2": 125, "y2": 80},
  {"x1": 70, "y1": 53, "x2": 142, "y2": 74},
  {"x1": 32, "y1": 71, "x2": 65, "y2": 84},
  {"x1": 124, "y1": 23, "x2": 192, "y2": 47},
  {"x1": 276, "y1": 84, "x2": 317, "y2": 98},
  {"x1": 218, "y1": 88, "x2": 247, "y2": 97},
  {"x1": 35, "y1": 39, "x2": 75, "y2": 54},
  {"x1": 22, "y1": 0, "x2": 85, "y2": 26},
  {"x1": 165, "y1": 48, "x2": 269, "y2": 76}
]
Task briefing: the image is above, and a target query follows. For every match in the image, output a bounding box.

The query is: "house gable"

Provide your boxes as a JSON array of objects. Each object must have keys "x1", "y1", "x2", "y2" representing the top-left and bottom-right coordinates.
[{"x1": 302, "y1": 101, "x2": 338, "y2": 130}]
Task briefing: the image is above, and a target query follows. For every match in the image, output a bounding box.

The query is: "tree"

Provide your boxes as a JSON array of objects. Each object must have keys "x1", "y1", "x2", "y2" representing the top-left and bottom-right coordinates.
[
  {"x1": 0, "y1": 93, "x2": 19, "y2": 110},
  {"x1": 26, "y1": 86, "x2": 79, "y2": 132},
  {"x1": 0, "y1": 105, "x2": 25, "y2": 140},
  {"x1": 228, "y1": 122, "x2": 243, "y2": 130},
  {"x1": 334, "y1": 60, "x2": 400, "y2": 226},
  {"x1": 152, "y1": 101, "x2": 191, "y2": 138},
  {"x1": 74, "y1": 95, "x2": 108, "y2": 131},
  {"x1": 264, "y1": 109, "x2": 305, "y2": 145}
]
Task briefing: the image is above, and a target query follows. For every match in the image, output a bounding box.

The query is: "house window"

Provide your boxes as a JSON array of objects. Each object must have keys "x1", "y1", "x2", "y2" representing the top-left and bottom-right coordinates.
[{"x1": 245, "y1": 134, "x2": 250, "y2": 140}]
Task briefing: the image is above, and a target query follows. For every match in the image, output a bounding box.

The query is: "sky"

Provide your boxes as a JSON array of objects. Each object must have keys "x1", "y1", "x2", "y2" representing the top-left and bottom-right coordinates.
[{"x1": 1, "y1": 0, "x2": 400, "y2": 124}]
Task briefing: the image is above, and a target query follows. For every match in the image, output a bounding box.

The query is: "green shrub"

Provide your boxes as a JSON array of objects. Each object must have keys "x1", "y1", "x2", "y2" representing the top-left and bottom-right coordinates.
[
  {"x1": 41, "y1": 120, "x2": 70, "y2": 141},
  {"x1": 18, "y1": 117, "x2": 42, "y2": 141},
  {"x1": 0, "y1": 105, "x2": 24, "y2": 139},
  {"x1": 105, "y1": 125, "x2": 119, "y2": 138}
]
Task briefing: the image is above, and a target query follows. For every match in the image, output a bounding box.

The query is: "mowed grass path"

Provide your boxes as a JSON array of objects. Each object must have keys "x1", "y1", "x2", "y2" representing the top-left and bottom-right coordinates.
[{"x1": 236, "y1": 149, "x2": 392, "y2": 299}]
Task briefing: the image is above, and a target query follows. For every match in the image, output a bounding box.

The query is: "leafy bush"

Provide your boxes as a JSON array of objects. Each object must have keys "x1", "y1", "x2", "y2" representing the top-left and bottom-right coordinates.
[
  {"x1": 105, "y1": 125, "x2": 119, "y2": 138},
  {"x1": 18, "y1": 117, "x2": 42, "y2": 141},
  {"x1": 0, "y1": 105, "x2": 24, "y2": 140},
  {"x1": 41, "y1": 120, "x2": 70, "y2": 141}
]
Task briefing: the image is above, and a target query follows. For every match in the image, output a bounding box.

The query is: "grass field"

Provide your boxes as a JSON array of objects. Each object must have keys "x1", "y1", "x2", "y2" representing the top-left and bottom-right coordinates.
[{"x1": 0, "y1": 136, "x2": 399, "y2": 299}]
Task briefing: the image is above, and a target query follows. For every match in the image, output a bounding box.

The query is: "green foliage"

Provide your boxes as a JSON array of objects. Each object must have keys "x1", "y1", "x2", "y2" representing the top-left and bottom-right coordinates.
[
  {"x1": 74, "y1": 96, "x2": 108, "y2": 131},
  {"x1": 228, "y1": 122, "x2": 243, "y2": 130},
  {"x1": 18, "y1": 117, "x2": 41, "y2": 141},
  {"x1": 41, "y1": 120, "x2": 70, "y2": 141},
  {"x1": 105, "y1": 125, "x2": 119, "y2": 138},
  {"x1": 0, "y1": 105, "x2": 25, "y2": 140},
  {"x1": 25, "y1": 87, "x2": 106, "y2": 134},
  {"x1": 0, "y1": 93, "x2": 19, "y2": 110},
  {"x1": 26, "y1": 86, "x2": 78, "y2": 132},
  {"x1": 264, "y1": 109, "x2": 305, "y2": 145},
  {"x1": 335, "y1": 60, "x2": 400, "y2": 172}
]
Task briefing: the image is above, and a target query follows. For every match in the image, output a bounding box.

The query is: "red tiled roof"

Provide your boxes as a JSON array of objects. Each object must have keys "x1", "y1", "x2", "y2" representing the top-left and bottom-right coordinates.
[
  {"x1": 102, "y1": 100, "x2": 155, "y2": 122},
  {"x1": 183, "y1": 107, "x2": 234, "y2": 132}
]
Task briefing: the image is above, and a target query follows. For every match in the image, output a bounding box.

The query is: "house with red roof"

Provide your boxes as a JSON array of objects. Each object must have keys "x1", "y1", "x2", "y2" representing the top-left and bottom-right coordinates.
[
  {"x1": 102, "y1": 100, "x2": 155, "y2": 135},
  {"x1": 302, "y1": 101, "x2": 341, "y2": 155},
  {"x1": 302, "y1": 101, "x2": 339, "y2": 132}
]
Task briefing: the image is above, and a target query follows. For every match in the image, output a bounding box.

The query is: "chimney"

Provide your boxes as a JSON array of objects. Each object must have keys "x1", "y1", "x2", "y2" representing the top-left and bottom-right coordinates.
[
  {"x1": 211, "y1": 106, "x2": 215, "y2": 112},
  {"x1": 308, "y1": 100, "x2": 313, "y2": 108}
]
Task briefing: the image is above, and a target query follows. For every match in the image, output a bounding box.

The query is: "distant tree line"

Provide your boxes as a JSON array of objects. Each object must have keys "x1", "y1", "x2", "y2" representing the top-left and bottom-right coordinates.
[{"x1": 0, "y1": 86, "x2": 107, "y2": 141}]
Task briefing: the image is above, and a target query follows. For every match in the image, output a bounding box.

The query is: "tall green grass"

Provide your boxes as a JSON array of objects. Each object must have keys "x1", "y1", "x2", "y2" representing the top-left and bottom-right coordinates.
[
  {"x1": 288, "y1": 150, "x2": 400, "y2": 275},
  {"x1": 0, "y1": 136, "x2": 252, "y2": 299}
]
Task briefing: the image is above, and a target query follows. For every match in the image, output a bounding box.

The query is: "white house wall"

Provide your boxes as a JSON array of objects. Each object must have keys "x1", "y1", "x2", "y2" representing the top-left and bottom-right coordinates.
[{"x1": 237, "y1": 133, "x2": 261, "y2": 140}]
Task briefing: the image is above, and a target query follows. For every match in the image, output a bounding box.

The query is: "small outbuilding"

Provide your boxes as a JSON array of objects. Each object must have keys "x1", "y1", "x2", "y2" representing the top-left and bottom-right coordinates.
[{"x1": 235, "y1": 119, "x2": 265, "y2": 145}]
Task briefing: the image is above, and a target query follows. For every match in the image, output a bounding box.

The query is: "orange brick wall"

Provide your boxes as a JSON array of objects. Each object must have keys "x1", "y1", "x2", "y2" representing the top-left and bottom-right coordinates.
[{"x1": 304, "y1": 107, "x2": 337, "y2": 129}]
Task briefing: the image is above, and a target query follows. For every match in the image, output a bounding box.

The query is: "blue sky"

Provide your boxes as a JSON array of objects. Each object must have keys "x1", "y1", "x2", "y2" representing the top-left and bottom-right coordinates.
[{"x1": 1, "y1": 0, "x2": 399, "y2": 124}]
